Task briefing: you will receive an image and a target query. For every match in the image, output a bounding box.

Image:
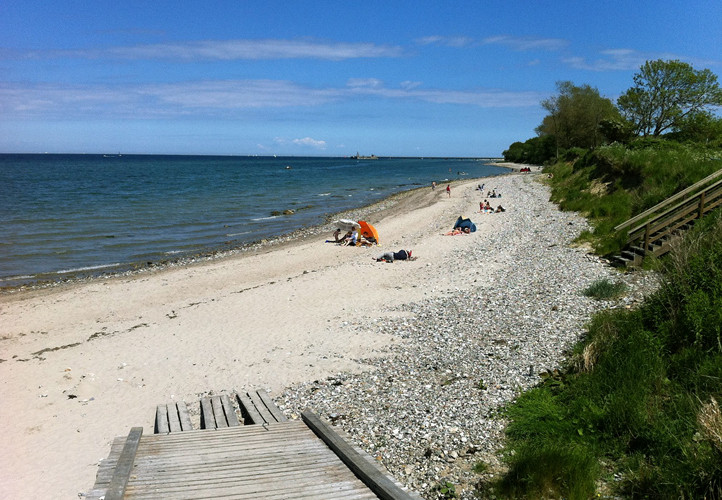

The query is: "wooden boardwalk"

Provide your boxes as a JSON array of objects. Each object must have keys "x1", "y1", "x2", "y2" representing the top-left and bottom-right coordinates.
[{"x1": 87, "y1": 392, "x2": 420, "y2": 499}]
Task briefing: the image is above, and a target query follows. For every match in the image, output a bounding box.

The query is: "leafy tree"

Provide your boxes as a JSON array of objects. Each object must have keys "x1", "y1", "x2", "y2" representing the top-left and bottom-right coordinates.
[
  {"x1": 617, "y1": 59, "x2": 722, "y2": 137},
  {"x1": 667, "y1": 111, "x2": 722, "y2": 144},
  {"x1": 536, "y1": 81, "x2": 620, "y2": 157},
  {"x1": 502, "y1": 135, "x2": 555, "y2": 165}
]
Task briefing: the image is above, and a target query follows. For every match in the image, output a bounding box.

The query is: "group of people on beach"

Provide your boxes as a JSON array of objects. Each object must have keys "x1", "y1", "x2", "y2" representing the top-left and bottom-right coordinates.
[
  {"x1": 431, "y1": 181, "x2": 451, "y2": 198},
  {"x1": 480, "y1": 200, "x2": 505, "y2": 213},
  {"x1": 331, "y1": 228, "x2": 375, "y2": 246}
]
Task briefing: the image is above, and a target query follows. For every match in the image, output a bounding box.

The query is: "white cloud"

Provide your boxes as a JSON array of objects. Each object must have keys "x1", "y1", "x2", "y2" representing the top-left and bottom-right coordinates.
[
  {"x1": 292, "y1": 137, "x2": 327, "y2": 149},
  {"x1": 563, "y1": 49, "x2": 722, "y2": 72},
  {"x1": 482, "y1": 35, "x2": 568, "y2": 51},
  {"x1": 416, "y1": 34, "x2": 567, "y2": 51},
  {"x1": 23, "y1": 38, "x2": 404, "y2": 61},
  {"x1": 400, "y1": 80, "x2": 422, "y2": 90},
  {"x1": 346, "y1": 78, "x2": 383, "y2": 88},
  {"x1": 347, "y1": 83, "x2": 542, "y2": 107},
  {"x1": 563, "y1": 49, "x2": 647, "y2": 71},
  {"x1": 0, "y1": 78, "x2": 543, "y2": 120},
  {"x1": 415, "y1": 36, "x2": 474, "y2": 47}
]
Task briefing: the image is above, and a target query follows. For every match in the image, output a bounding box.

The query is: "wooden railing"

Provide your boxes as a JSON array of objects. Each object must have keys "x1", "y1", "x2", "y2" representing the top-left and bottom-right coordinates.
[{"x1": 614, "y1": 167, "x2": 722, "y2": 264}]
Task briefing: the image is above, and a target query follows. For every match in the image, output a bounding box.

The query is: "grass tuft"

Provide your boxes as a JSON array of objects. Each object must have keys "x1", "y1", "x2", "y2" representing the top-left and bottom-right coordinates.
[{"x1": 582, "y1": 278, "x2": 627, "y2": 300}]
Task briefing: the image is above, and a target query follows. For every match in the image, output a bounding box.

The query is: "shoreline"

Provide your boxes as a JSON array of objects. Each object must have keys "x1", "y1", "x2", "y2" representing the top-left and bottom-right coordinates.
[
  {"x1": 0, "y1": 174, "x2": 504, "y2": 295},
  {"x1": 1, "y1": 168, "x2": 658, "y2": 499}
]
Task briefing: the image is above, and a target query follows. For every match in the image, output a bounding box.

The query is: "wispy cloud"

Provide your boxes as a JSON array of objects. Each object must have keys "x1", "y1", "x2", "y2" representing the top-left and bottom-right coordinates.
[
  {"x1": 346, "y1": 78, "x2": 384, "y2": 89},
  {"x1": 415, "y1": 35, "x2": 474, "y2": 47},
  {"x1": 0, "y1": 79, "x2": 542, "y2": 120},
  {"x1": 417, "y1": 34, "x2": 567, "y2": 51},
  {"x1": 563, "y1": 49, "x2": 648, "y2": 71},
  {"x1": 482, "y1": 35, "x2": 568, "y2": 51},
  {"x1": 19, "y1": 38, "x2": 404, "y2": 61},
  {"x1": 563, "y1": 49, "x2": 722, "y2": 72}
]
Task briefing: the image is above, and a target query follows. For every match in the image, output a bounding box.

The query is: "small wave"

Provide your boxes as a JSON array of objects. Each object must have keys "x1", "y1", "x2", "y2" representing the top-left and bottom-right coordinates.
[
  {"x1": 317, "y1": 193, "x2": 331, "y2": 197},
  {"x1": 0, "y1": 274, "x2": 34, "y2": 282},
  {"x1": 164, "y1": 250, "x2": 184, "y2": 255},
  {"x1": 57, "y1": 263, "x2": 121, "y2": 274},
  {"x1": 251, "y1": 215, "x2": 279, "y2": 221},
  {"x1": 225, "y1": 231, "x2": 251, "y2": 237}
]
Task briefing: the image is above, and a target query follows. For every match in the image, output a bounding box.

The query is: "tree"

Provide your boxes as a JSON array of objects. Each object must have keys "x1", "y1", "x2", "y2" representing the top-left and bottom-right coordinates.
[
  {"x1": 667, "y1": 111, "x2": 722, "y2": 144},
  {"x1": 536, "y1": 81, "x2": 620, "y2": 157},
  {"x1": 502, "y1": 135, "x2": 555, "y2": 165},
  {"x1": 617, "y1": 59, "x2": 722, "y2": 137}
]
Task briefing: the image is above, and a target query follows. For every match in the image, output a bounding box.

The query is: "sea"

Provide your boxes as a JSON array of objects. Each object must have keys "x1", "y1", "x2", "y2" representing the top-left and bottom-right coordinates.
[{"x1": 0, "y1": 154, "x2": 507, "y2": 287}]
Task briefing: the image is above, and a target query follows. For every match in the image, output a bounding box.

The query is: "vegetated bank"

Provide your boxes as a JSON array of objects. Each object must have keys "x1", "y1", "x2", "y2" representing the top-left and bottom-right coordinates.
[
  {"x1": 484, "y1": 146, "x2": 722, "y2": 500},
  {"x1": 485, "y1": 58, "x2": 722, "y2": 498}
]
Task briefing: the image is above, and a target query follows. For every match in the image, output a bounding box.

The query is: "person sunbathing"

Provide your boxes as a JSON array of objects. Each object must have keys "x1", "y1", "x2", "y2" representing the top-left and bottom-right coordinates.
[
  {"x1": 444, "y1": 227, "x2": 470, "y2": 235},
  {"x1": 375, "y1": 249, "x2": 413, "y2": 262}
]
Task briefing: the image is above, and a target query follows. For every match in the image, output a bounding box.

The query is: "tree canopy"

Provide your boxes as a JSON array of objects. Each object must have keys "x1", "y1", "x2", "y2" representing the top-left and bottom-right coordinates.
[
  {"x1": 617, "y1": 59, "x2": 722, "y2": 137},
  {"x1": 536, "y1": 81, "x2": 620, "y2": 156}
]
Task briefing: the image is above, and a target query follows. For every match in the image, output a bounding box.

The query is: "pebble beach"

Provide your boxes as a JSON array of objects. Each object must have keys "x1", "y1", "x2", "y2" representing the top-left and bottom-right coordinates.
[{"x1": 0, "y1": 169, "x2": 660, "y2": 499}]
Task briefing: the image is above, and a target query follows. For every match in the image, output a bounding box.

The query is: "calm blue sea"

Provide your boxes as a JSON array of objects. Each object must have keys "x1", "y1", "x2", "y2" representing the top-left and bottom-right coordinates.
[{"x1": 0, "y1": 154, "x2": 506, "y2": 287}]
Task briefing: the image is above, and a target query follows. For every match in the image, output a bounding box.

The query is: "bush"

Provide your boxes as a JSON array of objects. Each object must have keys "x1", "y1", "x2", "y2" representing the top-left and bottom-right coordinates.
[{"x1": 583, "y1": 278, "x2": 628, "y2": 300}]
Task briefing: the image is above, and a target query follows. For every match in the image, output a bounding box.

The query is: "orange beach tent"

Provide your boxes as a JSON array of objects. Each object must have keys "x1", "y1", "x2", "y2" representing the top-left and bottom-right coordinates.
[{"x1": 357, "y1": 220, "x2": 380, "y2": 244}]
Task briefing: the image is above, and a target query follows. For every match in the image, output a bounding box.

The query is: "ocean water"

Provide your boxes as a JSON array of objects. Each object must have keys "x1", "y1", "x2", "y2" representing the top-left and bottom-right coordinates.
[{"x1": 0, "y1": 154, "x2": 506, "y2": 287}]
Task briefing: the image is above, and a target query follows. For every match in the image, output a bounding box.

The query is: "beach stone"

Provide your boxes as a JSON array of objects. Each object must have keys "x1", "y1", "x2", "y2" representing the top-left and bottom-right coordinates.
[{"x1": 280, "y1": 173, "x2": 661, "y2": 499}]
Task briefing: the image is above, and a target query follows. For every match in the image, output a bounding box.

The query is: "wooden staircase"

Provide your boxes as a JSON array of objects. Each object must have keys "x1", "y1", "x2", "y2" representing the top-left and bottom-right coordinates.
[{"x1": 614, "y1": 168, "x2": 722, "y2": 267}]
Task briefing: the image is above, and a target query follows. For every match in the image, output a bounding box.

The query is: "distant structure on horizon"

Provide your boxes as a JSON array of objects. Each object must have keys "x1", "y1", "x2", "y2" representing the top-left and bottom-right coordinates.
[{"x1": 350, "y1": 152, "x2": 379, "y2": 160}]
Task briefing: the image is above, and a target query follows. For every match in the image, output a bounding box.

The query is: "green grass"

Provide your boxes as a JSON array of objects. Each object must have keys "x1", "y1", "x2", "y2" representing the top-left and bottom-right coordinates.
[
  {"x1": 544, "y1": 141, "x2": 722, "y2": 256},
  {"x1": 487, "y1": 206, "x2": 722, "y2": 498},
  {"x1": 583, "y1": 278, "x2": 628, "y2": 300}
]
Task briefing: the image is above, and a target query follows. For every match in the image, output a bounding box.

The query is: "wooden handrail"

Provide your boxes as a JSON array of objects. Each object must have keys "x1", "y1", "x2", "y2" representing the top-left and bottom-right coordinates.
[
  {"x1": 625, "y1": 181, "x2": 722, "y2": 237},
  {"x1": 615, "y1": 168, "x2": 722, "y2": 232}
]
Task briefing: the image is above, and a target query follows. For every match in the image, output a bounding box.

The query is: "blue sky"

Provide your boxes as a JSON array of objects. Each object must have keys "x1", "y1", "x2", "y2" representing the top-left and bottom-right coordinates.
[{"x1": 1, "y1": 1, "x2": 720, "y2": 156}]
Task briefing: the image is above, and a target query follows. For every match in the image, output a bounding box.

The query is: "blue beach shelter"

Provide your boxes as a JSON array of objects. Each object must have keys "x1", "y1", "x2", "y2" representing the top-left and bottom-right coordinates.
[{"x1": 453, "y1": 216, "x2": 477, "y2": 232}]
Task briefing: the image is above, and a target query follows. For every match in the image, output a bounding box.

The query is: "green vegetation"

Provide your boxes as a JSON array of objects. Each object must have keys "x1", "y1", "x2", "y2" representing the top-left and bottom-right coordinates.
[
  {"x1": 433, "y1": 480, "x2": 458, "y2": 499},
  {"x1": 487, "y1": 59, "x2": 722, "y2": 498},
  {"x1": 489, "y1": 213, "x2": 722, "y2": 498},
  {"x1": 538, "y1": 81, "x2": 622, "y2": 155},
  {"x1": 618, "y1": 59, "x2": 722, "y2": 137},
  {"x1": 582, "y1": 278, "x2": 627, "y2": 300},
  {"x1": 546, "y1": 141, "x2": 721, "y2": 255},
  {"x1": 503, "y1": 59, "x2": 722, "y2": 166}
]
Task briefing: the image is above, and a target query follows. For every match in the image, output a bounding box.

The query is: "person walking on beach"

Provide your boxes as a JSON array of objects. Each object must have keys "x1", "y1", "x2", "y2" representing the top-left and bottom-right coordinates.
[{"x1": 446, "y1": 184, "x2": 451, "y2": 197}]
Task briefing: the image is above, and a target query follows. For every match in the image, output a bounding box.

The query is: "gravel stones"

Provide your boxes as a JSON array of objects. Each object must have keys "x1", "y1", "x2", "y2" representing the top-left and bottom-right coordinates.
[{"x1": 280, "y1": 175, "x2": 661, "y2": 499}]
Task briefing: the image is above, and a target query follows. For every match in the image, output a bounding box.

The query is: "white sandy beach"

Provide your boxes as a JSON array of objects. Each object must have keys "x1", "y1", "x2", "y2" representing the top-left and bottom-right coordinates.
[{"x1": 2, "y1": 172, "x2": 543, "y2": 498}]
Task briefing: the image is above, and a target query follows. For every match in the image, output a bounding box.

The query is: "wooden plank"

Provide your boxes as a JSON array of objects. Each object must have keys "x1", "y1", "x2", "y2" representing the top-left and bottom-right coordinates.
[
  {"x1": 221, "y1": 394, "x2": 240, "y2": 426},
  {"x1": 104, "y1": 426, "x2": 143, "y2": 500},
  {"x1": 119, "y1": 421, "x2": 381, "y2": 498},
  {"x1": 615, "y1": 170, "x2": 722, "y2": 231},
  {"x1": 167, "y1": 403, "x2": 182, "y2": 432},
  {"x1": 154, "y1": 404, "x2": 169, "y2": 434},
  {"x1": 236, "y1": 392, "x2": 264, "y2": 424},
  {"x1": 200, "y1": 396, "x2": 216, "y2": 429},
  {"x1": 302, "y1": 410, "x2": 418, "y2": 500},
  {"x1": 257, "y1": 389, "x2": 288, "y2": 422},
  {"x1": 211, "y1": 396, "x2": 228, "y2": 428},
  {"x1": 176, "y1": 401, "x2": 193, "y2": 431},
  {"x1": 247, "y1": 390, "x2": 275, "y2": 423}
]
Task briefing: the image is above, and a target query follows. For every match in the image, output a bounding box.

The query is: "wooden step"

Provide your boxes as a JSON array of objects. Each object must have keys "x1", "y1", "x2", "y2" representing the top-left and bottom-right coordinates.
[
  {"x1": 155, "y1": 402, "x2": 193, "y2": 434},
  {"x1": 200, "y1": 394, "x2": 240, "y2": 429}
]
